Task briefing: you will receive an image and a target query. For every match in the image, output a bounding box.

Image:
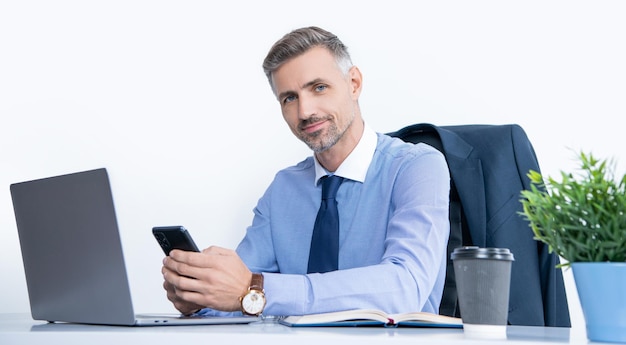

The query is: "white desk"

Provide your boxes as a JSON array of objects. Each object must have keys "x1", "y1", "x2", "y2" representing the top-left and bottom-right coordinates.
[{"x1": 0, "y1": 313, "x2": 590, "y2": 345}]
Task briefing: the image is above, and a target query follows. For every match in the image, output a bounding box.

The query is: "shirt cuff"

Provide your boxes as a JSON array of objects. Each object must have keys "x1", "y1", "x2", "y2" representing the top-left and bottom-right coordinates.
[{"x1": 262, "y1": 272, "x2": 308, "y2": 316}]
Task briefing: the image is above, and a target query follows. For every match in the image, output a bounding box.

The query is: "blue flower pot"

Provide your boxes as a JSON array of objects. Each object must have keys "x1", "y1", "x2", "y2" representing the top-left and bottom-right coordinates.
[{"x1": 572, "y1": 262, "x2": 626, "y2": 343}]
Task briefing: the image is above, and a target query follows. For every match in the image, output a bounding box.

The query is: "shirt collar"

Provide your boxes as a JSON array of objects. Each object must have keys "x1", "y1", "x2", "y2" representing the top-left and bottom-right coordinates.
[{"x1": 314, "y1": 123, "x2": 377, "y2": 185}]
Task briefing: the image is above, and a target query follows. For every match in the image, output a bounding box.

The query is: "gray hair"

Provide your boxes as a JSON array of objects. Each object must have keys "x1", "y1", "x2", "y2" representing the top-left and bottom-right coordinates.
[{"x1": 262, "y1": 26, "x2": 353, "y2": 94}]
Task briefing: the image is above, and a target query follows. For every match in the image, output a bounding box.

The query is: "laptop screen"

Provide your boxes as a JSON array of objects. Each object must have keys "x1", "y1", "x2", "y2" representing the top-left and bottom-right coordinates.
[{"x1": 10, "y1": 168, "x2": 137, "y2": 325}]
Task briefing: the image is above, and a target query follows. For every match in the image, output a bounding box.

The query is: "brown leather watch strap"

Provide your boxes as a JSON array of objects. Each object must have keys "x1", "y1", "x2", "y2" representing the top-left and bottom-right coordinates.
[{"x1": 250, "y1": 273, "x2": 264, "y2": 291}]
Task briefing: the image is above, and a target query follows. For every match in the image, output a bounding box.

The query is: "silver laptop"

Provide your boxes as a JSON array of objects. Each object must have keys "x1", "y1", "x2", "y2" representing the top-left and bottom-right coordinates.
[{"x1": 10, "y1": 168, "x2": 258, "y2": 326}]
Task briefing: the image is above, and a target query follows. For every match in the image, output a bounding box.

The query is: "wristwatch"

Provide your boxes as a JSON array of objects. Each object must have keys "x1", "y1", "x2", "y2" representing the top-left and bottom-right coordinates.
[{"x1": 240, "y1": 273, "x2": 266, "y2": 316}]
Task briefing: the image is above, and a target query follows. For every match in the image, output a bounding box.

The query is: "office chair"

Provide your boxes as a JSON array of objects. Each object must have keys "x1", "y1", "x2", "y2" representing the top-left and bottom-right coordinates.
[{"x1": 388, "y1": 123, "x2": 571, "y2": 327}]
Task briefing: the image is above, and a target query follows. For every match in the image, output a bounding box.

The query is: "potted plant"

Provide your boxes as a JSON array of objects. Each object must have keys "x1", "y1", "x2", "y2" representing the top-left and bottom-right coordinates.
[{"x1": 520, "y1": 151, "x2": 626, "y2": 343}]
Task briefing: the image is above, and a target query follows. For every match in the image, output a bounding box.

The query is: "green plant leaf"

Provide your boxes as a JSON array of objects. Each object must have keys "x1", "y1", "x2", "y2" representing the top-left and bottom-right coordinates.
[{"x1": 519, "y1": 151, "x2": 626, "y2": 265}]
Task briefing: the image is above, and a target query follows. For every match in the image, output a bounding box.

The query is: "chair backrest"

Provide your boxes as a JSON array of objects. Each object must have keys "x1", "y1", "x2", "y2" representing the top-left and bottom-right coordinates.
[
  {"x1": 387, "y1": 126, "x2": 468, "y2": 317},
  {"x1": 388, "y1": 123, "x2": 571, "y2": 327}
]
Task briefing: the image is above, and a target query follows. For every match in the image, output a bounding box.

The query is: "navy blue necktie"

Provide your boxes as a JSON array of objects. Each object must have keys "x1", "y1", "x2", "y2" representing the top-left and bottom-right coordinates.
[{"x1": 307, "y1": 175, "x2": 344, "y2": 274}]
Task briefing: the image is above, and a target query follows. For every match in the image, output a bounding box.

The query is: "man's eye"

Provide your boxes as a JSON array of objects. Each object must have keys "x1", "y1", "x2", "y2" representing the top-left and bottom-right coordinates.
[
  {"x1": 315, "y1": 85, "x2": 327, "y2": 92},
  {"x1": 283, "y1": 95, "x2": 296, "y2": 104}
]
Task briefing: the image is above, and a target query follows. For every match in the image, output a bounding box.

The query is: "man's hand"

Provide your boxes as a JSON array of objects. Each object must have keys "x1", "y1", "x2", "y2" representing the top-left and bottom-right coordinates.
[
  {"x1": 162, "y1": 280, "x2": 204, "y2": 316},
  {"x1": 161, "y1": 246, "x2": 252, "y2": 314}
]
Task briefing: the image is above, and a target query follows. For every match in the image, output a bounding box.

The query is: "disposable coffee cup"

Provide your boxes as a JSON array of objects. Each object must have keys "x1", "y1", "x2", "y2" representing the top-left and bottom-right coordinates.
[{"x1": 451, "y1": 246, "x2": 514, "y2": 338}]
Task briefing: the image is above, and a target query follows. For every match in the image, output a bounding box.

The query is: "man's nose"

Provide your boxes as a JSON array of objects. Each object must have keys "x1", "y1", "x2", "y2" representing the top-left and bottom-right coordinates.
[{"x1": 297, "y1": 94, "x2": 317, "y2": 120}]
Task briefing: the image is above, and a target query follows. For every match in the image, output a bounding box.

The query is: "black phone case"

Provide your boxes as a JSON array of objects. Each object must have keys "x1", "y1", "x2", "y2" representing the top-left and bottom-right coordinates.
[{"x1": 152, "y1": 226, "x2": 200, "y2": 255}]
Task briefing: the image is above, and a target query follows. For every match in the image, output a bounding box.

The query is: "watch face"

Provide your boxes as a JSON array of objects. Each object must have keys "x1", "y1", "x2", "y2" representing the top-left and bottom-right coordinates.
[{"x1": 242, "y1": 290, "x2": 265, "y2": 315}]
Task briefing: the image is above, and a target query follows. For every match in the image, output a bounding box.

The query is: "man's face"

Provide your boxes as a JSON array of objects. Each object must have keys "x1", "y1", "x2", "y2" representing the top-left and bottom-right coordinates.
[{"x1": 271, "y1": 46, "x2": 360, "y2": 153}]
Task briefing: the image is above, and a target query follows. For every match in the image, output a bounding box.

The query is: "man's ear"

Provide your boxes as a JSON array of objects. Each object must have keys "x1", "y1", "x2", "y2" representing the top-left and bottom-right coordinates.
[{"x1": 348, "y1": 66, "x2": 363, "y2": 100}]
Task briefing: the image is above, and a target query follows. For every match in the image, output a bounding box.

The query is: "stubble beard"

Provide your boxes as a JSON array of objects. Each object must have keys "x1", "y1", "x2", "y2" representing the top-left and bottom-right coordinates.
[{"x1": 299, "y1": 114, "x2": 354, "y2": 153}]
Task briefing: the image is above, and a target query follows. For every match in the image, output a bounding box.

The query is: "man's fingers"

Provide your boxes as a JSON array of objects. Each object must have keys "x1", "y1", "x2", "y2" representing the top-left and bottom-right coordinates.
[
  {"x1": 164, "y1": 253, "x2": 203, "y2": 278},
  {"x1": 163, "y1": 279, "x2": 204, "y2": 315},
  {"x1": 161, "y1": 245, "x2": 248, "y2": 312},
  {"x1": 201, "y1": 246, "x2": 235, "y2": 256},
  {"x1": 169, "y1": 249, "x2": 213, "y2": 267},
  {"x1": 168, "y1": 246, "x2": 236, "y2": 271},
  {"x1": 163, "y1": 263, "x2": 203, "y2": 289}
]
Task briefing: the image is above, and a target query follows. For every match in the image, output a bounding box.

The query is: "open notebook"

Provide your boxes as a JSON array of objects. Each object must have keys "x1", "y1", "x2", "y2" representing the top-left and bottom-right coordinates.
[
  {"x1": 10, "y1": 168, "x2": 257, "y2": 326},
  {"x1": 279, "y1": 309, "x2": 463, "y2": 328}
]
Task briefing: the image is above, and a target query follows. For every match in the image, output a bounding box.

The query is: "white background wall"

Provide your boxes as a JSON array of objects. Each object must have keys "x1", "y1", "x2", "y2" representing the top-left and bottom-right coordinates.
[{"x1": 2, "y1": 0, "x2": 625, "y2": 331}]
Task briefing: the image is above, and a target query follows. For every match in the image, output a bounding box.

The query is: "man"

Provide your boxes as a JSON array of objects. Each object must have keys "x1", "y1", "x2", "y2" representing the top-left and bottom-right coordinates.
[{"x1": 162, "y1": 26, "x2": 450, "y2": 317}]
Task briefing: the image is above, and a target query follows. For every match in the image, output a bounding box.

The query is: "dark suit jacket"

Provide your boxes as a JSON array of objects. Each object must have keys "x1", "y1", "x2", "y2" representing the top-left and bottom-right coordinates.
[{"x1": 389, "y1": 123, "x2": 571, "y2": 327}]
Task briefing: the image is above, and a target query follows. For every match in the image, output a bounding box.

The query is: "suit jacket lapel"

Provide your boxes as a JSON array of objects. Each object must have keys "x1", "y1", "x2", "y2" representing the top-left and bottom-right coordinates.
[{"x1": 435, "y1": 127, "x2": 487, "y2": 247}]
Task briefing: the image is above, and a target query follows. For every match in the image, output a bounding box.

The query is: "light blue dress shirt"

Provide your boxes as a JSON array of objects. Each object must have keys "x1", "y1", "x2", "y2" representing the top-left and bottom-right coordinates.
[{"x1": 234, "y1": 126, "x2": 451, "y2": 316}]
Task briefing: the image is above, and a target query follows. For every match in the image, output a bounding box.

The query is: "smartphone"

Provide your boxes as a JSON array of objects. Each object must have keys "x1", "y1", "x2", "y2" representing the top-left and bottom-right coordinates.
[{"x1": 152, "y1": 225, "x2": 200, "y2": 255}]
